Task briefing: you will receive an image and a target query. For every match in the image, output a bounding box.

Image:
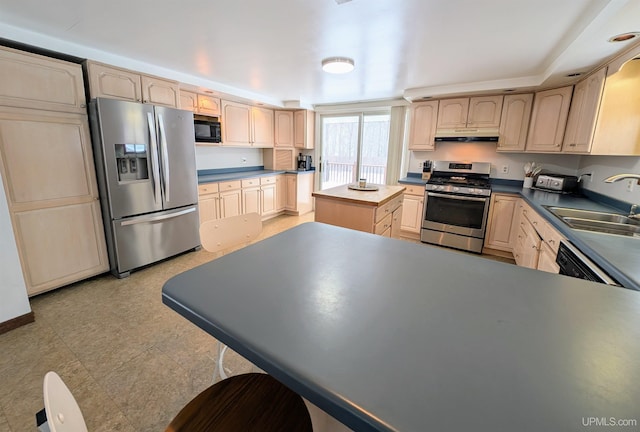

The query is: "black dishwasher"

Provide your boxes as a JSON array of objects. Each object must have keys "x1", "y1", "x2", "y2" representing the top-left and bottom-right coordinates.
[{"x1": 556, "y1": 241, "x2": 620, "y2": 286}]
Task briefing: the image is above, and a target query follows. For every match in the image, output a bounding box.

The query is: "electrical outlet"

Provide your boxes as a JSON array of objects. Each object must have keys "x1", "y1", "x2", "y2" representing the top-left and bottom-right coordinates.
[
  {"x1": 418, "y1": 161, "x2": 424, "y2": 170},
  {"x1": 627, "y1": 179, "x2": 634, "y2": 192},
  {"x1": 501, "y1": 165, "x2": 509, "y2": 174}
]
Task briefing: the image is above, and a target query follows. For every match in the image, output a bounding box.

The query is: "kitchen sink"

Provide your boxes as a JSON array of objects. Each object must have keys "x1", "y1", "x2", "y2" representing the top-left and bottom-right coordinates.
[{"x1": 544, "y1": 206, "x2": 640, "y2": 237}]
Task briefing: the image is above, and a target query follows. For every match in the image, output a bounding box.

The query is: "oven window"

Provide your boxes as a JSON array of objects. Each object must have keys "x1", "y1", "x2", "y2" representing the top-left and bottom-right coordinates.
[{"x1": 425, "y1": 195, "x2": 486, "y2": 229}]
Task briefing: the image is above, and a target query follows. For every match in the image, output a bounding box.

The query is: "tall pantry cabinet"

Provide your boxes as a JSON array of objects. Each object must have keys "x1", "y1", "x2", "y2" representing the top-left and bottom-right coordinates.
[{"x1": 0, "y1": 46, "x2": 108, "y2": 296}]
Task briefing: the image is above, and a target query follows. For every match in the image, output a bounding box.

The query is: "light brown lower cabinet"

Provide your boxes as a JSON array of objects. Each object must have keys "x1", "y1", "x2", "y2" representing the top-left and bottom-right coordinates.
[
  {"x1": 313, "y1": 189, "x2": 404, "y2": 238},
  {"x1": 198, "y1": 183, "x2": 220, "y2": 224},
  {"x1": 275, "y1": 175, "x2": 286, "y2": 211},
  {"x1": 513, "y1": 216, "x2": 540, "y2": 269},
  {"x1": 196, "y1": 174, "x2": 313, "y2": 223},
  {"x1": 13, "y1": 202, "x2": 108, "y2": 293},
  {"x1": 285, "y1": 173, "x2": 314, "y2": 215},
  {"x1": 399, "y1": 184, "x2": 425, "y2": 239},
  {"x1": 537, "y1": 242, "x2": 560, "y2": 273},
  {"x1": 219, "y1": 189, "x2": 242, "y2": 218},
  {"x1": 484, "y1": 193, "x2": 519, "y2": 252},
  {"x1": 504, "y1": 198, "x2": 564, "y2": 274},
  {"x1": 260, "y1": 176, "x2": 277, "y2": 217}
]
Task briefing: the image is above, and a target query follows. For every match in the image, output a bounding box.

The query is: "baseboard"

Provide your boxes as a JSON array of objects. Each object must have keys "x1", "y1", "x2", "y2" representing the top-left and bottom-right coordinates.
[
  {"x1": 482, "y1": 247, "x2": 514, "y2": 259},
  {"x1": 399, "y1": 230, "x2": 421, "y2": 241},
  {"x1": 0, "y1": 311, "x2": 35, "y2": 335}
]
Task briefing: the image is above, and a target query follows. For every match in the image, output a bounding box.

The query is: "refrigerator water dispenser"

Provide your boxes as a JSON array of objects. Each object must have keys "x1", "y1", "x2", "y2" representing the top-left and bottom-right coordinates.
[{"x1": 115, "y1": 144, "x2": 149, "y2": 182}]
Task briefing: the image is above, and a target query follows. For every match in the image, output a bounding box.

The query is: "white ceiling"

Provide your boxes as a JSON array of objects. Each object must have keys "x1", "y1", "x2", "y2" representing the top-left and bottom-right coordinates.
[{"x1": 1, "y1": 0, "x2": 639, "y2": 107}]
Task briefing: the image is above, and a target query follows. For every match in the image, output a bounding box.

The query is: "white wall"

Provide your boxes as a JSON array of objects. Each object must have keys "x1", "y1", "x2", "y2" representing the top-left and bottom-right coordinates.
[
  {"x1": 578, "y1": 155, "x2": 640, "y2": 204},
  {"x1": 0, "y1": 174, "x2": 31, "y2": 323},
  {"x1": 407, "y1": 143, "x2": 581, "y2": 179},
  {"x1": 195, "y1": 147, "x2": 263, "y2": 171}
]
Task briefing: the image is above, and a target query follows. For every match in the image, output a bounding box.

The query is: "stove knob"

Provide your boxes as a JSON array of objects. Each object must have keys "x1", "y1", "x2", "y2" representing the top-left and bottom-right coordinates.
[
  {"x1": 468, "y1": 188, "x2": 476, "y2": 194},
  {"x1": 453, "y1": 187, "x2": 460, "y2": 192}
]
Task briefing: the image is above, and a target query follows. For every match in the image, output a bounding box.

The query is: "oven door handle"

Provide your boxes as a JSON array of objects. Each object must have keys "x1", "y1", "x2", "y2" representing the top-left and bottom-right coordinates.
[{"x1": 426, "y1": 191, "x2": 489, "y2": 202}]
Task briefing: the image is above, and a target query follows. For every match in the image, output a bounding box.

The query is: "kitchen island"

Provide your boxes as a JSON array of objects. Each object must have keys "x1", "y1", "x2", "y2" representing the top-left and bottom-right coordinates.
[
  {"x1": 312, "y1": 184, "x2": 405, "y2": 237},
  {"x1": 163, "y1": 222, "x2": 640, "y2": 432}
]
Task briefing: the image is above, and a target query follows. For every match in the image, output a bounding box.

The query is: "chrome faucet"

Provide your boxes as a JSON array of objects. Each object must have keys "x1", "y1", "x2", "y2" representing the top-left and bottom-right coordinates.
[
  {"x1": 604, "y1": 173, "x2": 640, "y2": 184},
  {"x1": 603, "y1": 173, "x2": 640, "y2": 219}
]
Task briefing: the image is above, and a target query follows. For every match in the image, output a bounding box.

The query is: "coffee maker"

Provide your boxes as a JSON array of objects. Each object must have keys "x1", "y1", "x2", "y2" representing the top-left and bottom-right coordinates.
[{"x1": 297, "y1": 153, "x2": 312, "y2": 171}]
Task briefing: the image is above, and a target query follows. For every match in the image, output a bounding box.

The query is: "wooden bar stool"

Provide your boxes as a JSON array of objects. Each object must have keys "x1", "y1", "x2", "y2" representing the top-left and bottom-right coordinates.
[
  {"x1": 165, "y1": 373, "x2": 313, "y2": 431},
  {"x1": 40, "y1": 372, "x2": 312, "y2": 432}
]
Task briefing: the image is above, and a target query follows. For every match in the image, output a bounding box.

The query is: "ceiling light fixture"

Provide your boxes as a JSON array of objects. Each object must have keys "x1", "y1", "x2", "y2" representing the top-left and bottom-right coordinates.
[
  {"x1": 322, "y1": 57, "x2": 355, "y2": 74},
  {"x1": 608, "y1": 32, "x2": 640, "y2": 42}
]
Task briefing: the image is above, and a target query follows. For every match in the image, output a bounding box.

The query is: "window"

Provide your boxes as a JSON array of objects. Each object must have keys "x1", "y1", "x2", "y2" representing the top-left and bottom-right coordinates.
[{"x1": 319, "y1": 112, "x2": 391, "y2": 189}]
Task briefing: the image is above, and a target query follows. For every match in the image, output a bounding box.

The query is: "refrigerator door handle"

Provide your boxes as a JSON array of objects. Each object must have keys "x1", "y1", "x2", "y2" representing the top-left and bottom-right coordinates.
[
  {"x1": 147, "y1": 112, "x2": 162, "y2": 205},
  {"x1": 158, "y1": 114, "x2": 171, "y2": 203},
  {"x1": 119, "y1": 207, "x2": 197, "y2": 226}
]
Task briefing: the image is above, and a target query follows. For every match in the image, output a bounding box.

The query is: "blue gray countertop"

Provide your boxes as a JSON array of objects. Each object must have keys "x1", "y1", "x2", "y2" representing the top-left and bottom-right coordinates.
[
  {"x1": 163, "y1": 222, "x2": 640, "y2": 431},
  {"x1": 399, "y1": 174, "x2": 640, "y2": 291},
  {"x1": 197, "y1": 166, "x2": 315, "y2": 184}
]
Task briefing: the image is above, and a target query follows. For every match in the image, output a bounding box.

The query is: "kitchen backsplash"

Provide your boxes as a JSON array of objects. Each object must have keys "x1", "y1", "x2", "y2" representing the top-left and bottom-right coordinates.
[
  {"x1": 408, "y1": 142, "x2": 581, "y2": 180},
  {"x1": 578, "y1": 155, "x2": 640, "y2": 203},
  {"x1": 195, "y1": 146, "x2": 263, "y2": 170},
  {"x1": 408, "y1": 143, "x2": 640, "y2": 205}
]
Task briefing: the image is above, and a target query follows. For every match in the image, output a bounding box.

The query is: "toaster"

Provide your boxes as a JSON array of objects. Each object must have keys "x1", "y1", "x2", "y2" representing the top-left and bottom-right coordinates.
[{"x1": 533, "y1": 174, "x2": 579, "y2": 193}]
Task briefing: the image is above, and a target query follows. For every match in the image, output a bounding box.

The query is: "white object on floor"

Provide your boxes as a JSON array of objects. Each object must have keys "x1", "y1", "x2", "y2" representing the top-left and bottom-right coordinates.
[{"x1": 42, "y1": 371, "x2": 88, "y2": 432}]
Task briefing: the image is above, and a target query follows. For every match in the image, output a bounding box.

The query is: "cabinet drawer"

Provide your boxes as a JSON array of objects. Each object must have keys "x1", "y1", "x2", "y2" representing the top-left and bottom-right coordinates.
[
  {"x1": 198, "y1": 183, "x2": 219, "y2": 196},
  {"x1": 374, "y1": 213, "x2": 393, "y2": 235},
  {"x1": 219, "y1": 180, "x2": 242, "y2": 191},
  {"x1": 543, "y1": 221, "x2": 565, "y2": 254},
  {"x1": 376, "y1": 195, "x2": 403, "y2": 223},
  {"x1": 242, "y1": 178, "x2": 260, "y2": 188},
  {"x1": 260, "y1": 176, "x2": 276, "y2": 185},
  {"x1": 402, "y1": 184, "x2": 425, "y2": 196},
  {"x1": 521, "y1": 203, "x2": 543, "y2": 235}
]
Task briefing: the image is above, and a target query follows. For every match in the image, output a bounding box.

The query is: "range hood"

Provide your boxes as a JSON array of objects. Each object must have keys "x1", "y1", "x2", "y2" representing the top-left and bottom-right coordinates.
[{"x1": 434, "y1": 128, "x2": 499, "y2": 142}]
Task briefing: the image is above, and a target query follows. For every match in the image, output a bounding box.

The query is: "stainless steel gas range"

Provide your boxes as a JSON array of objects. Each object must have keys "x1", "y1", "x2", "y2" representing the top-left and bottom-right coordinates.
[{"x1": 421, "y1": 161, "x2": 492, "y2": 253}]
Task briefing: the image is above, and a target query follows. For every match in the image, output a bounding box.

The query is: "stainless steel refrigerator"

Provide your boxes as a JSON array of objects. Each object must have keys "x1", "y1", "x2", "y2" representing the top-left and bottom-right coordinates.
[{"x1": 89, "y1": 98, "x2": 200, "y2": 278}]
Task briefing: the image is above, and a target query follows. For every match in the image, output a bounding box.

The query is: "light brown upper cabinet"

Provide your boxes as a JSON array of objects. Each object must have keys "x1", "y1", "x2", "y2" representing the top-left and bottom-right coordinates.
[
  {"x1": 274, "y1": 110, "x2": 294, "y2": 147},
  {"x1": 497, "y1": 93, "x2": 533, "y2": 152},
  {"x1": 525, "y1": 86, "x2": 573, "y2": 152},
  {"x1": 221, "y1": 100, "x2": 274, "y2": 147},
  {"x1": 251, "y1": 106, "x2": 275, "y2": 148},
  {"x1": 197, "y1": 94, "x2": 221, "y2": 116},
  {"x1": 179, "y1": 90, "x2": 199, "y2": 112},
  {"x1": 407, "y1": 100, "x2": 438, "y2": 151},
  {"x1": 180, "y1": 90, "x2": 221, "y2": 117},
  {"x1": 221, "y1": 100, "x2": 251, "y2": 146},
  {"x1": 590, "y1": 52, "x2": 640, "y2": 155},
  {"x1": 87, "y1": 61, "x2": 179, "y2": 108},
  {"x1": 562, "y1": 68, "x2": 606, "y2": 154},
  {"x1": 294, "y1": 110, "x2": 315, "y2": 149},
  {"x1": 437, "y1": 96, "x2": 503, "y2": 129},
  {"x1": 0, "y1": 46, "x2": 86, "y2": 114},
  {"x1": 437, "y1": 98, "x2": 469, "y2": 128}
]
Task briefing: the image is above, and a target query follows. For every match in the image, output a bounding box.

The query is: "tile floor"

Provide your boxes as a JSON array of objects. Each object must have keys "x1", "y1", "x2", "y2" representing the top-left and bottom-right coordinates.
[{"x1": 0, "y1": 214, "x2": 514, "y2": 432}]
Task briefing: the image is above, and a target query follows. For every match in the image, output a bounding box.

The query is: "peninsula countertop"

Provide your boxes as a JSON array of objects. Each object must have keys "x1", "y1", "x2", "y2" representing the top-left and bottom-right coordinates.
[
  {"x1": 312, "y1": 184, "x2": 405, "y2": 206},
  {"x1": 162, "y1": 222, "x2": 640, "y2": 432}
]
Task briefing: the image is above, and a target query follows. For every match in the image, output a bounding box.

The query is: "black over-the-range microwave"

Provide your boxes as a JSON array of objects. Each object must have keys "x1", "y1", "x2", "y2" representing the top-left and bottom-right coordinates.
[{"x1": 194, "y1": 118, "x2": 222, "y2": 143}]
